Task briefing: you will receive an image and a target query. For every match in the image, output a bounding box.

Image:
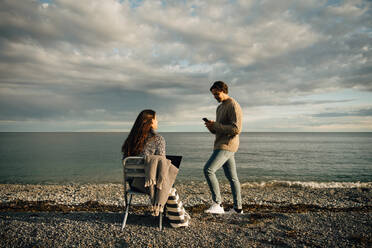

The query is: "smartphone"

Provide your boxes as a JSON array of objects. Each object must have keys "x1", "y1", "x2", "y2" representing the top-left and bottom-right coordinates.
[{"x1": 202, "y1": 118, "x2": 209, "y2": 122}]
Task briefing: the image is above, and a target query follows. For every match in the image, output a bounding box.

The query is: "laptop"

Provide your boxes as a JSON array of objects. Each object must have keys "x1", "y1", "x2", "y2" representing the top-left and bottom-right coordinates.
[{"x1": 166, "y1": 155, "x2": 183, "y2": 169}]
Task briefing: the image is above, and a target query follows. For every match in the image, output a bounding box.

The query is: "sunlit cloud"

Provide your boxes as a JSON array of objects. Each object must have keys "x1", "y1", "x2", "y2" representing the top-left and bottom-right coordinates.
[{"x1": 0, "y1": 0, "x2": 371, "y2": 132}]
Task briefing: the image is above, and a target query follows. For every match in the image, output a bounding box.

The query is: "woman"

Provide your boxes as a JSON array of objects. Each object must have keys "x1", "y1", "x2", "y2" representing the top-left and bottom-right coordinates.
[
  {"x1": 121, "y1": 109, "x2": 190, "y2": 228},
  {"x1": 122, "y1": 109, "x2": 165, "y2": 158}
]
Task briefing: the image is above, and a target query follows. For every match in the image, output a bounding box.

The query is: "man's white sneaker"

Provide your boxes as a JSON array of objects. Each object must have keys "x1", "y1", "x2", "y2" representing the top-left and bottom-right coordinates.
[
  {"x1": 226, "y1": 208, "x2": 244, "y2": 214},
  {"x1": 204, "y1": 203, "x2": 225, "y2": 214}
]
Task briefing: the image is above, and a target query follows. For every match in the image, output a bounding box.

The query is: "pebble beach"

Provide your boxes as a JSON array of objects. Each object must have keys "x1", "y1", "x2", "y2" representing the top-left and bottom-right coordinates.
[{"x1": 0, "y1": 181, "x2": 371, "y2": 247}]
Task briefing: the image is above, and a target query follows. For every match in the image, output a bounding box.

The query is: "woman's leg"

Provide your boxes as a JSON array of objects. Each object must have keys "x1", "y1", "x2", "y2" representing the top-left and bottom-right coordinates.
[{"x1": 166, "y1": 188, "x2": 190, "y2": 228}]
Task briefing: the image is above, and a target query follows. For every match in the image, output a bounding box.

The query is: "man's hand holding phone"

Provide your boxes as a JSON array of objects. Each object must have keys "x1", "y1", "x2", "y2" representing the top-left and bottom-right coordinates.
[{"x1": 203, "y1": 118, "x2": 215, "y2": 131}]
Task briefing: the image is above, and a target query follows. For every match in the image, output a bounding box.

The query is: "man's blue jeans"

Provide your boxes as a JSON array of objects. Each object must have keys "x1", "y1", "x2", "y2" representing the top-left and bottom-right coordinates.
[{"x1": 203, "y1": 149, "x2": 242, "y2": 209}]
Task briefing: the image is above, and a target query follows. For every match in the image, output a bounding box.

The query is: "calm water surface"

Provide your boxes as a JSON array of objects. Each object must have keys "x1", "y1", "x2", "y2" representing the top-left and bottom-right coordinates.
[{"x1": 0, "y1": 132, "x2": 371, "y2": 184}]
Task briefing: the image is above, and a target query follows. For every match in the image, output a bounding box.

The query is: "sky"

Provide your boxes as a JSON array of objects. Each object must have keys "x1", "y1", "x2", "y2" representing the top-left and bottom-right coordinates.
[{"x1": 0, "y1": 0, "x2": 371, "y2": 132}]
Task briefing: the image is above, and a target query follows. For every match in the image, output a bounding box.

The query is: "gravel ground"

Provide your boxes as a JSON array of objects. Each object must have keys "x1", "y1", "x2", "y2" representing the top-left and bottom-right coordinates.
[{"x1": 0, "y1": 182, "x2": 371, "y2": 247}]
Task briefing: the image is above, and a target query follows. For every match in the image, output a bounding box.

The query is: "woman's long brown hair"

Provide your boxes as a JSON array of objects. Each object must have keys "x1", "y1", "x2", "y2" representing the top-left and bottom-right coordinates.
[{"x1": 121, "y1": 109, "x2": 156, "y2": 157}]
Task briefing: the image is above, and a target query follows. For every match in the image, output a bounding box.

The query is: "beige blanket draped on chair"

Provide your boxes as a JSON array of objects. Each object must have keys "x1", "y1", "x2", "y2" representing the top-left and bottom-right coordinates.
[{"x1": 132, "y1": 155, "x2": 179, "y2": 216}]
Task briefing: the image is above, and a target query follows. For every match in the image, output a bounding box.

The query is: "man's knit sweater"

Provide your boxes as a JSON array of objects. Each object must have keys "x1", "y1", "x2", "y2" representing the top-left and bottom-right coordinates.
[{"x1": 210, "y1": 97, "x2": 242, "y2": 152}]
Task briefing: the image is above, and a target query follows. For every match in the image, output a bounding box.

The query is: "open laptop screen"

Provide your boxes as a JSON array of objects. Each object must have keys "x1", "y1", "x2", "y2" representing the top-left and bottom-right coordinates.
[{"x1": 166, "y1": 155, "x2": 182, "y2": 168}]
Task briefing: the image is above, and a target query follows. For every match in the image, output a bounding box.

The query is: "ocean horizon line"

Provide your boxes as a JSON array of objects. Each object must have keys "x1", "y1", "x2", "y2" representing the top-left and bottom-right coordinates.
[{"x1": 1, "y1": 131, "x2": 372, "y2": 133}]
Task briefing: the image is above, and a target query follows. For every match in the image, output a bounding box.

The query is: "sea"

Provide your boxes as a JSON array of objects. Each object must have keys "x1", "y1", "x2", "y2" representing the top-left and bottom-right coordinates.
[{"x1": 0, "y1": 132, "x2": 371, "y2": 188}]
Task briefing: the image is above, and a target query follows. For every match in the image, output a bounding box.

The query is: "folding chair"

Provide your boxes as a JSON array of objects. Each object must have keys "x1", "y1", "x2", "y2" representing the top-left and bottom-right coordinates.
[{"x1": 121, "y1": 156, "x2": 164, "y2": 231}]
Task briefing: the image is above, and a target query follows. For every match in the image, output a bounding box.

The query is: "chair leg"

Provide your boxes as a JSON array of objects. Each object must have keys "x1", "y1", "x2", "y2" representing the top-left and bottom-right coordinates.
[
  {"x1": 124, "y1": 192, "x2": 128, "y2": 207},
  {"x1": 159, "y1": 211, "x2": 163, "y2": 231},
  {"x1": 121, "y1": 194, "x2": 133, "y2": 231}
]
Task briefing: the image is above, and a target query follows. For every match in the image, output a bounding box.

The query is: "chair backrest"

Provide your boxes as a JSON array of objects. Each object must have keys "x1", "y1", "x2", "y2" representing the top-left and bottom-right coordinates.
[{"x1": 122, "y1": 156, "x2": 145, "y2": 193}]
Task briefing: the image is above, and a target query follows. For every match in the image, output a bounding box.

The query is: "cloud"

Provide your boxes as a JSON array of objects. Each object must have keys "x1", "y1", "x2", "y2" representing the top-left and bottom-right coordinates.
[
  {"x1": 313, "y1": 107, "x2": 372, "y2": 118},
  {"x1": 0, "y1": 0, "x2": 371, "y2": 131}
]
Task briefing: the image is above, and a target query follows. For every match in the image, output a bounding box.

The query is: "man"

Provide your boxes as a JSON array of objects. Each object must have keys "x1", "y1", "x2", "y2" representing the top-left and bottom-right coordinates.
[{"x1": 203, "y1": 81, "x2": 243, "y2": 214}]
